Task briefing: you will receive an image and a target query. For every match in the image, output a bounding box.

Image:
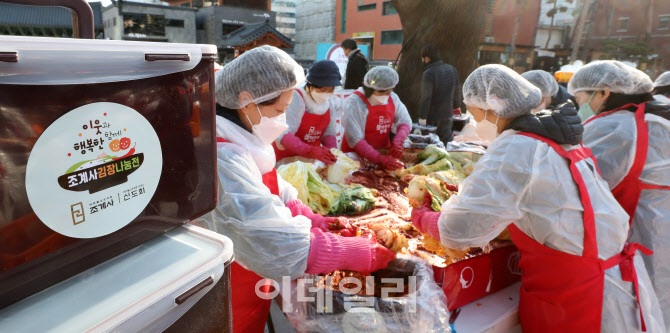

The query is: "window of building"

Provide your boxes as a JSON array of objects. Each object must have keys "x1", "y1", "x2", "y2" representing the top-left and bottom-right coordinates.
[
  {"x1": 340, "y1": 0, "x2": 346, "y2": 34},
  {"x1": 479, "y1": 50, "x2": 501, "y2": 66},
  {"x1": 113, "y1": 17, "x2": 116, "y2": 26},
  {"x1": 487, "y1": 0, "x2": 495, "y2": 14},
  {"x1": 382, "y1": 1, "x2": 397, "y2": 15},
  {"x1": 381, "y1": 30, "x2": 403, "y2": 45},
  {"x1": 659, "y1": 15, "x2": 670, "y2": 30},
  {"x1": 358, "y1": 3, "x2": 376, "y2": 11},
  {"x1": 584, "y1": 20, "x2": 590, "y2": 34},
  {"x1": 618, "y1": 17, "x2": 629, "y2": 31},
  {"x1": 123, "y1": 13, "x2": 166, "y2": 36},
  {"x1": 166, "y1": 19, "x2": 185, "y2": 28},
  {"x1": 222, "y1": 23, "x2": 243, "y2": 35}
]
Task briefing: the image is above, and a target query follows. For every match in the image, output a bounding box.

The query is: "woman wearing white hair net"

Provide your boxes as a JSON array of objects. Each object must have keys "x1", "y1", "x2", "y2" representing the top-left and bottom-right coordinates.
[
  {"x1": 574, "y1": 60, "x2": 670, "y2": 329},
  {"x1": 197, "y1": 46, "x2": 395, "y2": 333},
  {"x1": 652, "y1": 71, "x2": 670, "y2": 104},
  {"x1": 411, "y1": 64, "x2": 664, "y2": 332},
  {"x1": 341, "y1": 66, "x2": 412, "y2": 170}
]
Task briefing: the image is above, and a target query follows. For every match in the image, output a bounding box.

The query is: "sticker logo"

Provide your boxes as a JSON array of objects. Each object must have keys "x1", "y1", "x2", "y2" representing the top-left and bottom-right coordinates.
[
  {"x1": 25, "y1": 102, "x2": 162, "y2": 239},
  {"x1": 460, "y1": 266, "x2": 474, "y2": 289}
]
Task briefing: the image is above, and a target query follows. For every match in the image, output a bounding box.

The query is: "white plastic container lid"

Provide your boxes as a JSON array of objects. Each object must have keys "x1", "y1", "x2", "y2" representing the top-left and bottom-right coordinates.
[
  {"x1": 0, "y1": 35, "x2": 218, "y2": 85},
  {"x1": 0, "y1": 224, "x2": 234, "y2": 333}
]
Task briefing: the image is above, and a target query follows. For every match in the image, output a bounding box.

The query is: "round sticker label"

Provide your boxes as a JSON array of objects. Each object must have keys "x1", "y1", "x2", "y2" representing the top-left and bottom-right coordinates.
[{"x1": 26, "y1": 102, "x2": 163, "y2": 239}]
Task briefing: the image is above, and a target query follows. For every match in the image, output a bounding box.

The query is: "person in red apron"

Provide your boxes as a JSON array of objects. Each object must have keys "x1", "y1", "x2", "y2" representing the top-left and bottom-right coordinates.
[
  {"x1": 199, "y1": 46, "x2": 395, "y2": 333},
  {"x1": 570, "y1": 61, "x2": 670, "y2": 327},
  {"x1": 411, "y1": 64, "x2": 665, "y2": 332},
  {"x1": 274, "y1": 60, "x2": 341, "y2": 164},
  {"x1": 341, "y1": 66, "x2": 411, "y2": 170}
]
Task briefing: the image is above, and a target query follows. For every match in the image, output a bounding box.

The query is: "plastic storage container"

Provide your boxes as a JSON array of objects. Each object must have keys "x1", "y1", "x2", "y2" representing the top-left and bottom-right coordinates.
[
  {"x1": 0, "y1": 224, "x2": 234, "y2": 332},
  {"x1": 0, "y1": 35, "x2": 219, "y2": 309}
]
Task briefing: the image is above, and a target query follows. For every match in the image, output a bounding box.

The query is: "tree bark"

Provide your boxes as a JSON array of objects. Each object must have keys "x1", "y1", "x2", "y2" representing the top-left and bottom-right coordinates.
[{"x1": 392, "y1": 0, "x2": 487, "y2": 119}]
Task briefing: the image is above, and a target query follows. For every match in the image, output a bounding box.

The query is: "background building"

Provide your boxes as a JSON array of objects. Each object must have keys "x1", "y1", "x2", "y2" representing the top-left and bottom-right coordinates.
[
  {"x1": 272, "y1": 0, "x2": 296, "y2": 40},
  {"x1": 164, "y1": 0, "x2": 270, "y2": 10},
  {"x1": 0, "y1": 2, "x2": 104, "y2": 38},
  {"x1": 102, "y1": 1, "x2": 197, "y2": 43},
  {"x1": 478, "y1": 0, "x2": 542, "y2": 73},
  {"x1": 294, "y1": 0, "x2": 336, "y2": 60},
  {"x1": 334, "y1": 0, "x2": 541, "y2": 72},
  {"x1": 577, "y1": 0, "x2": 669, "y2": 78},
  {"x1": 335, "y1": 0, "x2": 401, "y2": 61},
  {"x1": 195, "y1": 5, "x2": 279, "y2": 61}
]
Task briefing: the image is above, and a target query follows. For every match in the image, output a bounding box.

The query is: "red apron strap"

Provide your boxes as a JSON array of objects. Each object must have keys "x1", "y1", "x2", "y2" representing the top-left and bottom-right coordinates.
[
  {"x1": 296, "y1": 88, "x2": 305, "y2": 102},
  {"x1": 583, "y1": 102, "x2": 640, "y2": 125},
  {"x1": 517, "y1": 132, "x2": 599, "y2": 259},
  {"x1": 626, "y1": 103, "x2": 649, "y2": 181},
  {"x1": 262, "y1": 168, "x2": 280, "y2": 196},
  {"x1": 353, "y1": 90, "x2": 373, "y2": 108},
  {"x1": 603, "y1": 242, "x2": 654, "y2": 331}
]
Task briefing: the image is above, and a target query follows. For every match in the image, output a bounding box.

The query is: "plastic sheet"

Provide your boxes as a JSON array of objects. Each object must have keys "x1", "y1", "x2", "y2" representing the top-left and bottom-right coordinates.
[
  {"x1": 281, "y1": 255, "x2": 451, "y2": 333},
  {"x1": 403, "y1": 133, "x2": 445, "y2": 149}
]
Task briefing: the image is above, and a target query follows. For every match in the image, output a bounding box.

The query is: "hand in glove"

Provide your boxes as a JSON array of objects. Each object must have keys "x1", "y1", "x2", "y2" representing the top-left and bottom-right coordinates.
[
  {"x1": 306, "y1": 229, "x2": 396, "y2": 274},
  {"x1": 309, "y1": 146, "x2": 338, "y2": 164},
  {"x1": 389, "y1": 123, "x2": 410, "y2": 159},
  {"x1": 280, "y1": 133, "x2": 337, "y2": 164},
  {"x1": 286, "y1": 200, "x2": 355, "y2": 233},
  {"x1": 410, "y1": 194, "x2": 442, "y2": 239},
  {"x1": 453, "y1": 108, "x2": 461, "y2": 116},
  {"x1": 379, "y1": 155, "x2": 404, "y2": 171}
]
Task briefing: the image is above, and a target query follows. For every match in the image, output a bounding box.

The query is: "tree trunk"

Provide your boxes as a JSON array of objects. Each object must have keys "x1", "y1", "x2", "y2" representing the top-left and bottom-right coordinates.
[
  {"x1": 570, "y1": 0, "x2": 591, "y2": 62},
  {"x1": 544, "y1": 1, "x2": 558, "y2": 49},
  {"x1": 392, "y1": 0, "x2": 486, "y2": 120}
]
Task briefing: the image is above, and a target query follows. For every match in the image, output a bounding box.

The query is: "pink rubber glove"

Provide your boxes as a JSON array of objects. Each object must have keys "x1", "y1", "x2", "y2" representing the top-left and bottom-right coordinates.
[
  {"x1": 353, "y1": 139, "x2": 382, "y2": 163},
  {"x1": 286, "y1": 200, "x2": 354, "y2": 232},
  {"x1": 281, "y1": 133, "x2": 337, "y2": 164},
  {"x1": 411, "y1": 195, "x2": 442, "y2": 239},
  {"x1": 306, "y1": 229, "x2": 396, "y2": 274},
  {"x1": 322, "y1": 135, "x2": 337, "y2": 149},
  {"x1": 379, "y1": 155, "x2": 404, "y2": 170},
  {"x1": 389, "y1": 123, "x2": 410, "y2": 159}
]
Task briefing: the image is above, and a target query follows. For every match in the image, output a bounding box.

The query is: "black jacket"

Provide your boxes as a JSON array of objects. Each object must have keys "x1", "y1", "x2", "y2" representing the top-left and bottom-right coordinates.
[
  {"x1": 343, "y1": 49, "x2": 369, "y2": 90},
  {"x1": 507, "y1": 101, "x2": 583, "y2": 145},
  {"x1": 417, "y1": 61, "x2": 460, "y2": 121},
  {"x1": 551, "y1": 85, "x2": 578, "y2": 109}
]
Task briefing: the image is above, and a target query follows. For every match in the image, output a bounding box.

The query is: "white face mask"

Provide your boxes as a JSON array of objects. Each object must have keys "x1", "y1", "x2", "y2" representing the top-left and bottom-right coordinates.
[
  {"x1": 246, "y1": 105, "x2": 289, "y2": 145},
  {"x1": 370, "y1": 94, "x2": 390, "y2": 105},
  {"x1": 531, "y1": 102, "x2": 546, "y2": 113},
  {"x1": 474, "y1": 110, "x2": 499, "y2": 143},
  {"x1": 311, "y1": 91, "x2": 332, "y2": 105}
]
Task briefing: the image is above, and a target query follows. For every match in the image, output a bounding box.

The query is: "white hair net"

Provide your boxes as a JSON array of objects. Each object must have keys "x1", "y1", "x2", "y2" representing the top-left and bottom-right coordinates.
[
  {"x1": 654, "y1": 71, "x2": 670, "y2": 89},
  {"x1": 568, "y1": 60, "x2": 653, "y2": 95},
  {"x1": 462, "y1": 64, "x2": 542, "y2": 118},
  {"x1": 216, "y1": 45, "x2": 305, "y2": 109},
  {"x1": 521, "y1": 70, "x2": 559, "y2": 97},
  {"x1": 363, "y1": 66, "x2": 399, "y2": 90}
]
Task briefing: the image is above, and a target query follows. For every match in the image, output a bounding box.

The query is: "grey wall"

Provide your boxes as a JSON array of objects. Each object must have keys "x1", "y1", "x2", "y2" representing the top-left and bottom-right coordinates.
[
  {"x1": 102, "y1": 6, "x2": 122, "y2": 40},
  {"x1": 102, "y1": 3, "x2": 196, "y2": 43},
  {"x1": 294, "y1": 0, "x2": 335, "y2": 60},
  {"x1": 196, "y1": 6, "x2": 277, "y2": 46}
]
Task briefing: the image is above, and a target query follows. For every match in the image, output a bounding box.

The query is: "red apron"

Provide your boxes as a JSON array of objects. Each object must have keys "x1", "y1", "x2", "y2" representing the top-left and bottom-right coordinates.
[
  {"x1": 217, "y1": 137, "x2": 277, "y2": 333},
  {"x1": 509, "y1": 132, "x2": 653, "y2": 332},
  {"x1": 273, "y1": 89, "x2": 332, "y2": 160},
  {"x1": 342, "y1": 91, "x2": 395, "y2": 152},
  {"x1": 585, "y1": 102, "x2": 670, "y2": 226}
]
